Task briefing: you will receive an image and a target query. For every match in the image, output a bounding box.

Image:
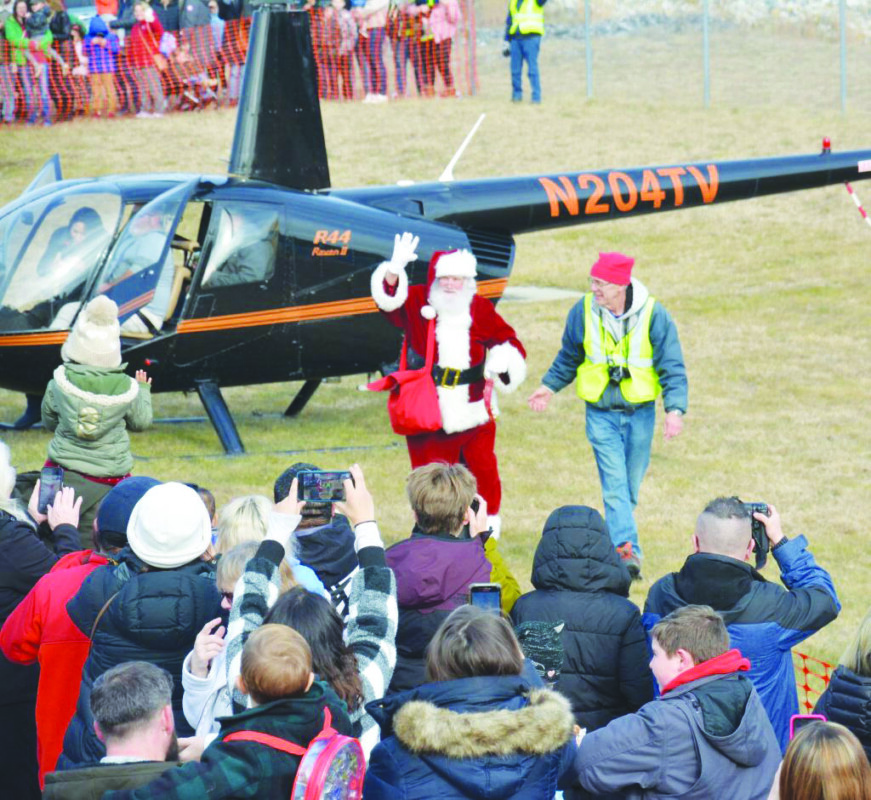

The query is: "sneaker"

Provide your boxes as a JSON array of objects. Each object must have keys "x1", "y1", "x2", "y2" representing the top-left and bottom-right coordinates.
[
  {"x1": 136, "y1": 110, "x2": 152, "y2": 118},
  {"x1": 616, "y1": 542, "x2": 642, "y2": 580}
]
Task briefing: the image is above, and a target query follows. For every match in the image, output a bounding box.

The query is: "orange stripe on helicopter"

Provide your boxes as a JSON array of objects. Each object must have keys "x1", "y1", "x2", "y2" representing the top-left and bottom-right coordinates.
[
  {"x1": 0, "y1": 279, "x2": 509, "y2": 346},
  {"x1": 176, "y1": 278, "x2": 508, "y2": 335}
]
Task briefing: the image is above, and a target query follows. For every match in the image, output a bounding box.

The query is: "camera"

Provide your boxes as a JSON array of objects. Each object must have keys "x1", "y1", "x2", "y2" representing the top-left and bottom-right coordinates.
[
  {"x1": 742, "y1": 502, "x2": 769, "y2": 570},
  {"x1": 608, "y1": 365, "x2": 627, "y2": 384}
]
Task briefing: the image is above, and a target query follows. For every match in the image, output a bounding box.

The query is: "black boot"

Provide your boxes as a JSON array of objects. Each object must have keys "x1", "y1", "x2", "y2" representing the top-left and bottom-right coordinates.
[{"x1": 12, "y1": 394, "x2": 42, "y2": 429}]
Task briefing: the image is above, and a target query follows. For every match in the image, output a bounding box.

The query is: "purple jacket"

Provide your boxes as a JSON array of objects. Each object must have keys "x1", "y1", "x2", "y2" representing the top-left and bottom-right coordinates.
[{"x1": 386, "y1": 532, "x2": 490, "y2": 693}]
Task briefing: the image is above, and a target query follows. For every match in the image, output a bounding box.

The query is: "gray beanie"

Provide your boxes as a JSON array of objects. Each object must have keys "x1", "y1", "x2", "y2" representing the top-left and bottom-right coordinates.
[{"x1": 61, "y1": 296, "x2": 122, "y2": 368}]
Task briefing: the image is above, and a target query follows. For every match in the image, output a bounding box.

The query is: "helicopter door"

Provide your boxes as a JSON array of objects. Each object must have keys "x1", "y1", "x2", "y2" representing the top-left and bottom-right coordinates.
[
  {"x1": 172, "y1": 199, "x2": 296, "y2": 386},
  {"x1": 96, "y1": 179, "x2": 199, "y2": 337},
  {"x1": 23, "y1": 154, "x2": 63, "y2": 196}
]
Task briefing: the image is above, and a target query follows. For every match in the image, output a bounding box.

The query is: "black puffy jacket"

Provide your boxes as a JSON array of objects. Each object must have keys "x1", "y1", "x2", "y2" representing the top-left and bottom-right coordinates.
[
  {"x1": 511, "y1": 506, "x2": 654, "y2": 732},
  {"x1": 59, "y1": 549, "x2": 220, "y2": 767},
  {"x1": 814, "y1": 665, "x2": 871, "y2": 761}
]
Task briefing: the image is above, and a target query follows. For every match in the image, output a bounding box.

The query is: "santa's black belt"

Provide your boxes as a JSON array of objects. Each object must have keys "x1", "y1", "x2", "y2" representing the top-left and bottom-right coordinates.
[{"x1": 432, "y1": 363, "x2": 485, "y2": 388}]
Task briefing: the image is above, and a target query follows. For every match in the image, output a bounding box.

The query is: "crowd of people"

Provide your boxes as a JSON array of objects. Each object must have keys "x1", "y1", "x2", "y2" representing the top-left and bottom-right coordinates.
[
  {"x1": 0, "y1": 285, "x2": 867, "y2": 800},
  {"x1": 0, "y1": 0, "x2": 463, "y2": 125}
]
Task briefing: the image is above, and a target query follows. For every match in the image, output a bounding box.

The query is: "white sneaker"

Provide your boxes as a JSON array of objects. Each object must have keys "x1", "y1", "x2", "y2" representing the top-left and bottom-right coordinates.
[
  {"x1": 373, "y1": 94, "x2": 388, "y2": 103},
  {"x1": 135, "y1": 110, "x2": 151, "y2": 118},
  {"x1": 363, "y1": 93, "x2": 375, "y2": 103}
]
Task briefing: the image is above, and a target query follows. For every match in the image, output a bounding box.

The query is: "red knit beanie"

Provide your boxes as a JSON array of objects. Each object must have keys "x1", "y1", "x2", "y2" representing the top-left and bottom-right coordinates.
[{"x1": 590, "y1": 252, "x2": 634, "y2": 286}]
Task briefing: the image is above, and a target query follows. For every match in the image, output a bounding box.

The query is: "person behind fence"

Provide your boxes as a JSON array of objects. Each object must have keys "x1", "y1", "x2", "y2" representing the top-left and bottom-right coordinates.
[
  {"x1": 572, "y1": 605, "x2": 780, "y2": 799},
  {"x1": 510, "y1": 505, "x2": 654, "y2": 733},
  {"x1": 356, "y1": 0, "x2": 387, "y2": 102},
  {"x1": 427, "y1": 0, "x2": 457, "y2": 96},
  {"x1": 6, "y1": 0, "x2": 54, "y2": 124},
  {"x1": 58, "y1": 482, "x2": 221, "y2": 768},
  {"x1": 83, "y1": 14, "x2": 119, "y2": 117},
  {"x1": 643, "y1": 497, "x2": 840, "y2": 752},
  {"x1": 812, "y1": 606, "x2": 871, "y2": 762},
  {"x1": 323, "y1": 0, "x2": 356, "y2": 101},
  {"x1": 502, "y1": 0, "x2": 545, "y2": 103},
  {"x1": 528, "y1": 252, "x2": 687, "y2": 579},
  {"x1": 101, "y1": 625, "x2": 354, "y2": 800},
  {"x1": 384, "y1": 462, "x2": 520, "y2": 693},
  {"x1": 42, "y1": 295, "x2": 153, "y2": 539},
  {"x1": 364, "y1": 605, "x2": 577, "y2": 799},
  {"x1": 0, "y1": 7, "x2": 18, "y2": 124},
  {"x1": 0, "y1": 476, "x2": 159, "y2": 788},
  {"x1": 128, "y1": 0, "x2": 166, "y2": 117},
  {"x1": 0, "y1": 442, "x2": 82, "y2": 800},
  {"x1": 768, "y1": 721, "x2": 871, "y2": 800},
  {"x1": 43, "y1": 662, "x2": 184, "y2": 799}
]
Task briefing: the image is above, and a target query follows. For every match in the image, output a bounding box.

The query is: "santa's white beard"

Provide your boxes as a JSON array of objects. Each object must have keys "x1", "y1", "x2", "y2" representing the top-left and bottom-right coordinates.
[{"x1": 428, "y1": 280, "x2": 476, "y2": 316}]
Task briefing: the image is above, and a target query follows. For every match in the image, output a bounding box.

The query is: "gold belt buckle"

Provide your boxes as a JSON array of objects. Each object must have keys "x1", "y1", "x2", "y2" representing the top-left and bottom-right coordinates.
[{"x1": 440, "y1": 367, "x2": 461, "y2": 388}]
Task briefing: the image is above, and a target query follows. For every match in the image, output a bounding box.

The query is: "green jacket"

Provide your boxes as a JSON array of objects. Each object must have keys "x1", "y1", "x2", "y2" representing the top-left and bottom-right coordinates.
[
  {"x1": 42, "y1": 363, "x2": 153, "y2": 478},
  {"x1": 104, "y1": 682, "x2": 354, "y2": 800},
  {"x1": 43, "y1": 761, "x2": 182, "y2": 800},
  {"x1": 3, "y1": 15, "x2": 52, "y2": 66}
]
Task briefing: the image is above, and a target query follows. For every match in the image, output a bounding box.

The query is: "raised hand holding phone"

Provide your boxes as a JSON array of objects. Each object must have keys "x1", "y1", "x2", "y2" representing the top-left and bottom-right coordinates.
[{"x1": 334, "y1": 464, "x2": 373, "y2": 528}]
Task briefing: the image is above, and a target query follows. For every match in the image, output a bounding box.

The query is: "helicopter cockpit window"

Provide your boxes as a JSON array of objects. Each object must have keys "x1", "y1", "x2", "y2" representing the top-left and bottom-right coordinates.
[
  {"x1": 0, "y1": 190, "x2": 121, "y2": 331},
  {"x1": 200, "y1": 203, "x2": 278, "y2": 289},
  {"x1": 99, "y1": 194, "x2": 181, "y2": 333}
]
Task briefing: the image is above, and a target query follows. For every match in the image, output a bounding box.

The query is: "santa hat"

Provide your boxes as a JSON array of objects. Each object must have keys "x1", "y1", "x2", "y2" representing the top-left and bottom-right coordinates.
[
  {"x1": 420, "y1": 249, "x2": 477, "y2": 320},
  {"x1": 61, "y1": 295, "x2": 122, "y2": 368},
  {"x1": 590, "y1": 252, "x2": 634, "y2": 286}
]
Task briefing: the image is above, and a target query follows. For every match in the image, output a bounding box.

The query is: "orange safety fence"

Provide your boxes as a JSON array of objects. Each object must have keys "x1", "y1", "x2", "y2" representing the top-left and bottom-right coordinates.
[
  {"x1": 0, "y1": 2, "x2": 475, "y2": 126},
  {"x1": 793, "y1": 650, "x2": 834, "y2": 713}
]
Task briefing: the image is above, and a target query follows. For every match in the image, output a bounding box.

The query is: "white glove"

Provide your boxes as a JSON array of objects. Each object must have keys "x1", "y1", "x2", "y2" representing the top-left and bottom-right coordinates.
[
  {"x1": 485, "y1": 347, "x2": 510, "y2": 378},
  {"x1": 387, "y1": 232, "x2": 419, "y2": 276}
]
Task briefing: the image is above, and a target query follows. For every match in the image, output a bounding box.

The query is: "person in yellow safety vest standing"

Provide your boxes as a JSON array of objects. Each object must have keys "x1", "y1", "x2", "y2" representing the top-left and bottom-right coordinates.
[
  {"x1": 527, "y1": 253, "x2": 688, "y2": 579},
  {"x1": 502, "y1": 0, "x2": 545, "y2": 103}
]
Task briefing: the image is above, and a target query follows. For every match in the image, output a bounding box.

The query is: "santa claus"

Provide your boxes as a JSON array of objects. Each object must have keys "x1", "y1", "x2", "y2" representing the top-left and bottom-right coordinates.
[{"x1": 370, "y1": 232, "x2": 527, "y2": 535}]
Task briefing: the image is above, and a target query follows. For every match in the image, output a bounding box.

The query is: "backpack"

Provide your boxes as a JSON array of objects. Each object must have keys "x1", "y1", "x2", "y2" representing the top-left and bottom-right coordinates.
[
  {"x1": 49, "y1": 11, "x2": 72, "y2": 41},
  {"x1": 224, "y1": 706, "x2": 365, "y2": 800}
]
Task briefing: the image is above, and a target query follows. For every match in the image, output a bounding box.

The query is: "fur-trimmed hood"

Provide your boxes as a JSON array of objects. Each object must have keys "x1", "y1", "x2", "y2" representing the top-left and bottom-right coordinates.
[
  {"x1": 393, "y1": 688, "x2": 574, "y2": 758},
  {"x1": 365, "y1": 671, "x2": 577, "y2": 799}
]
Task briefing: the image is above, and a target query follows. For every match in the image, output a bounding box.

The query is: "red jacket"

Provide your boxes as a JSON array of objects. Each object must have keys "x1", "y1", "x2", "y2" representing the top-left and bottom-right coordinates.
[
  {"x1": 128, "y1": 15, "x2": 164, "y2": 68},
  {"x1": 0, "y1": 550, "x2": 110, "y2": 786}
]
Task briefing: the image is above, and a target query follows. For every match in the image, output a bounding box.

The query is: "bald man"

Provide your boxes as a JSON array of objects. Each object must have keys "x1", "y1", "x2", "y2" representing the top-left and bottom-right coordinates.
[{"x1": 642, "y1": 496, "x2": 839, "y2": 753}]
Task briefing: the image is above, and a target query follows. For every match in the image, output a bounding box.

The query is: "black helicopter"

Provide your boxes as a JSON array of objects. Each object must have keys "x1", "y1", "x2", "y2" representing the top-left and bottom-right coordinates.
[{"x1": 1, "y1": 4, "x2": 870, "y2": 454}]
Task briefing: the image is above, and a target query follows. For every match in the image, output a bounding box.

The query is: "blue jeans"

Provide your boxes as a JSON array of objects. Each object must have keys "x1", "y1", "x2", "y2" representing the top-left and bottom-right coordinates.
[
  {"x1": 366, "y1": 27, "x2": 387, "y2": 96},
  {"x1": 0, "y1": 65, "x2": 15, "y2": 122},
  {"x1": 585, "y1": 402, "x2": 655, "y2": 556},
  {"x1": 510, "y1": 34, "x2": 541, "y2": 102},
  {"x1": 21, "y1": 65, "x2": 51, "y2": 123}
]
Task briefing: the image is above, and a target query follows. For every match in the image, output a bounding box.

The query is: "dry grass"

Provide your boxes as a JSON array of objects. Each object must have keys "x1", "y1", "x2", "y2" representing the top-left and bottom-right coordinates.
[{"x1": 0, "y1": 22, "x2": 869, "y2": 670}]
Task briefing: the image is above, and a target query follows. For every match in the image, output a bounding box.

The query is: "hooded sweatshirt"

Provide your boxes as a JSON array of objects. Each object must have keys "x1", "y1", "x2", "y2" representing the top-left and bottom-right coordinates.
[
  {"x1": 83, "y1": 17, "x2": 119, "y2": 73},
  {"x1": 574, "y1": 650, "x2": 781, "y2": 799}
]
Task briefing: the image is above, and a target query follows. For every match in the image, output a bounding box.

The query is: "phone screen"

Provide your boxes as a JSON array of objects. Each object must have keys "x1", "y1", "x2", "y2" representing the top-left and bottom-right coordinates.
[
  {"x1": 469, "y1": 583, "x2": 502, "y2": 615},
  {"x1": 38, "y1": 467, "x2": 64, "y2": 513},
  {"x1": 297, "y1": 471, "x2": 350, "y2": 504}
]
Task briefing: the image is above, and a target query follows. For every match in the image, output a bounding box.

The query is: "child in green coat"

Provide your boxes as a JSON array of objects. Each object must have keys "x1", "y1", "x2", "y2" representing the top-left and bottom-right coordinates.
[{"x1": 42, "y1": 295, "x2": 152, "y2": 538}]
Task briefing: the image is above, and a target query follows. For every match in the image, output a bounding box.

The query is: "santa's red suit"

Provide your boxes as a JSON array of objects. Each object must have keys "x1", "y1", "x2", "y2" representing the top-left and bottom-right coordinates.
[{"x1": 371, "y1": 247, "x2": 527, "y2": 531}]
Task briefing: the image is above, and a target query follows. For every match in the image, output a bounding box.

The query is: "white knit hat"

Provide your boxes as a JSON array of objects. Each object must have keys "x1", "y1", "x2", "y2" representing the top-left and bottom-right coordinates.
[
  {"x1": 127, "y1": 483, "x2": 212, "y2": 569},
  {"x1": 61, "y1": 296, "x2": 122, "y2": 368}
]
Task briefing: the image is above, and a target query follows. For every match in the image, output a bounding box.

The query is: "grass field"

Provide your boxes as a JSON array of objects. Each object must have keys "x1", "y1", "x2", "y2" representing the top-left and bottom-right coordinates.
[{"x1": 0, "y1": 20, "x2": 869, "y2": 674}]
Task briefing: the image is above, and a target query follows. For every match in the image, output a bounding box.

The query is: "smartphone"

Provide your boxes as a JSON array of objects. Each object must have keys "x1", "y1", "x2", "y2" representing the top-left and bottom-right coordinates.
[
  {"x1": 789, "y1": 713, "x2": 826, "y2": 739},
  {"x1": 742, "y1": 502, "x2": 770, "y2": 570},
  {"x1": 38, "y1": 466, "x2": 64, "y2": 514},
  {"x1": 469, "y1": 582, "x2": 502, "y2": 615},
  {"x1": 296, "y1": 470, "x2": 351, "y2": 504}
]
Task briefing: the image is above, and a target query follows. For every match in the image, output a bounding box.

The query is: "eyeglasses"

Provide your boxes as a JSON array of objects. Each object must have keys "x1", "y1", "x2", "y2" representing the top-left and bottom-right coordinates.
[{"x1": 221, "y1": 591, "x2": 234, "y2": 605}]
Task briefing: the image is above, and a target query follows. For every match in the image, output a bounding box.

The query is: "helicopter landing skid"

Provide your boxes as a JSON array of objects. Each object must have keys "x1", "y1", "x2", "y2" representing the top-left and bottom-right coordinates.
[
  {"x1": 284, "y1": 379, "x2": 322, "y2": 418},
  {"x1": 196, "y1": 380, "x2": 245, "y2": 455}
]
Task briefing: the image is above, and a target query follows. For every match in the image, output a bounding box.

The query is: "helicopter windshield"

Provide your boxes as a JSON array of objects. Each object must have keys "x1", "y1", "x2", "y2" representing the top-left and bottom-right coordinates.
[{"x1": 0, "y1": 188, "x2": 122, "y2": 331}]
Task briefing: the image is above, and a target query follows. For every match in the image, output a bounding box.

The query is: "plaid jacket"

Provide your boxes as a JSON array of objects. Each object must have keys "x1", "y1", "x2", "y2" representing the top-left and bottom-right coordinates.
[
  {"x1": 103, "y1": 683, "x2": 352, "y2": 800},
  {"x1": 225, "y1": 526, "x2": 398, "y2": 757}
]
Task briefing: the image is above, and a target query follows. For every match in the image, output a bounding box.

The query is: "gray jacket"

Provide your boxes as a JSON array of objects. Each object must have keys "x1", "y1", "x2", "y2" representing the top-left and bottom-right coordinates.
[{"x1": 574, "y1": 670, "x2": 780, "y2": 799}]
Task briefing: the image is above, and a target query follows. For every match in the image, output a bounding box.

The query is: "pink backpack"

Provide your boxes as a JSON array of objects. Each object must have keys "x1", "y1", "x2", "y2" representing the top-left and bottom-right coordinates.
[{"x1": 224, "y1": 707, "x2": 365, "y2": 800}]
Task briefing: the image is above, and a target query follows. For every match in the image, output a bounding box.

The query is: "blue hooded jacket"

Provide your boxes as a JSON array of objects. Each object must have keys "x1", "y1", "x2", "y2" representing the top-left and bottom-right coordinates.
[
  {"x1": 643, "y1": 535, "x2": 839, "y2": 752},
  {"x1": 364, "y1": 670, "x2": 577, "y2": 799},
  {"x1": 84, "y1": 17, "x2": 120, "y2": 74}
]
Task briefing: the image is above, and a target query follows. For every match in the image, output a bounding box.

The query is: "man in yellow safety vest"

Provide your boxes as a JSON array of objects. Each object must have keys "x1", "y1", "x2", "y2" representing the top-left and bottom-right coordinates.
[
  {"x1": 502, "y1": 0, "x2": 545, "y2": 103},
  {"x1": 527, "y1": 252, "x2": 687, "y2": 578}
]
